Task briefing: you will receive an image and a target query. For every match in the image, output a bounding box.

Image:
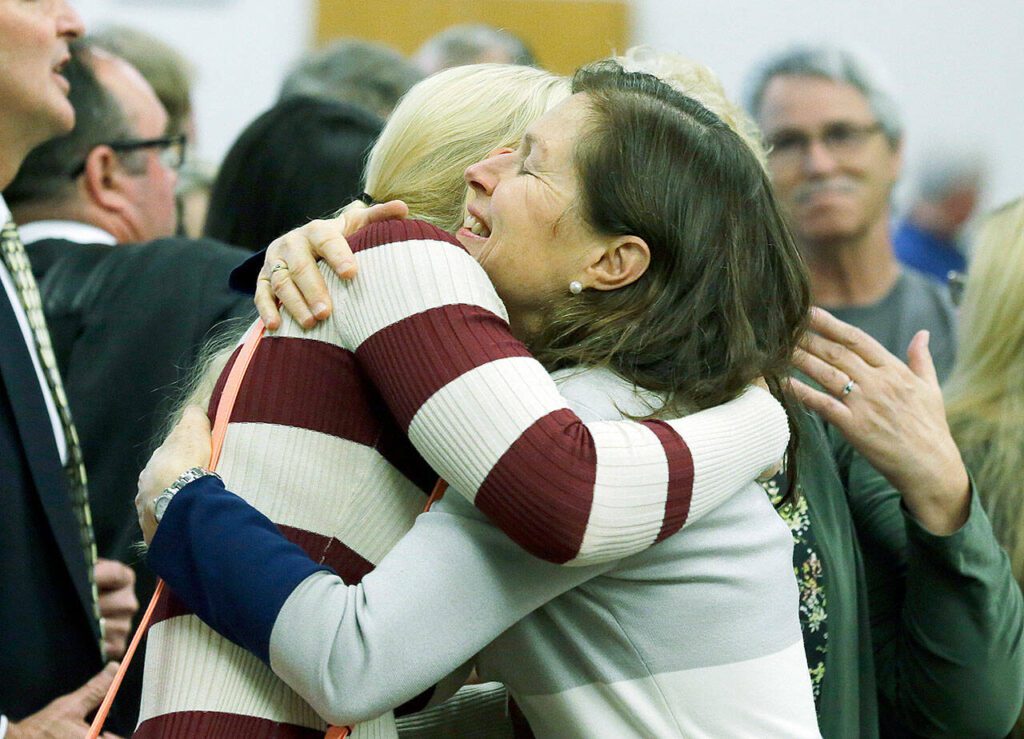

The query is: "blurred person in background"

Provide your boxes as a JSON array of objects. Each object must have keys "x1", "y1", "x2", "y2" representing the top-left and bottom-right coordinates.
[
  {"x1": 4, "y1": 38, "x2": 252, "y2": 732},
  {"x1": 203, "y1": 96, "x2": 382, "y2": 252},
  {"x1": 945, "y1": 202, "x2": 1024, "y2": 737},
  {"x1": 894, "y1": 147, "x2": 986, "y2": 282},
  {"x1": 90, "y1": 25, "x2": 214, "y2": 239},
  {"x1": 0, "y1": 1, "x2": 139, "y2": 735},
  {"x1": 414, "y1": 23, "x2": 534, "y2": 74},
  {"x1": 278, "y1": 38, "x2": 422, "y2": 119},
  {"x1": 745, "y1": 45, "x2": 958, "y2": 381}
]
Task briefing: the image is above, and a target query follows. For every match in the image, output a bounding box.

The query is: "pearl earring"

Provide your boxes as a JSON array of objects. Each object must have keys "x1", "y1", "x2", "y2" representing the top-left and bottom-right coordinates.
[{"x1": 569, "y1": 280, "x2": 583, "y2": 295}]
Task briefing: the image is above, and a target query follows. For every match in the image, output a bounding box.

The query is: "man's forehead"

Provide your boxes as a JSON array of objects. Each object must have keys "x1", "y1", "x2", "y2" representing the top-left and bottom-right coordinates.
[
  {"x1": 759, "y1": 74, "x2": 875, "y2": 130},
  {"x1": 91, "y1": 50, "x2": 168, "y2": 130}
]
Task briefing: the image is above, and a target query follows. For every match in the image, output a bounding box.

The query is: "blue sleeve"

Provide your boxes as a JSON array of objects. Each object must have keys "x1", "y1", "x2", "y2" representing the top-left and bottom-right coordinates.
[{"x1": 146, "y1": 476, "x2": 330, "y2": 664}]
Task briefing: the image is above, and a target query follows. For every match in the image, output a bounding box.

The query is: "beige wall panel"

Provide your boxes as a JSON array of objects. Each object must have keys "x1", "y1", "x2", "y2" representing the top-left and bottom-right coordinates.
[{"x1": 316, "y1": 0, "x2": 630, "y2": 75}]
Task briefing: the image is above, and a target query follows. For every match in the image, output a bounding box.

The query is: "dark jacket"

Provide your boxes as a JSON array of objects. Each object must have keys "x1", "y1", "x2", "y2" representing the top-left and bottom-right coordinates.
[
  {"x1": 26, "y1": 234, "x2": 253, "y2": 729},
  {"x1": 1, "y1": 275, "x2": 102, "y2": 720}
]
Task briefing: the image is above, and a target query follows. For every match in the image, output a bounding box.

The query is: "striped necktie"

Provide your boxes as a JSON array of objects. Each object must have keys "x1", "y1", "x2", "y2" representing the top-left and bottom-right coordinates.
[{"x1": 1, "y1": 218, "x2": 104, "y2": 654}]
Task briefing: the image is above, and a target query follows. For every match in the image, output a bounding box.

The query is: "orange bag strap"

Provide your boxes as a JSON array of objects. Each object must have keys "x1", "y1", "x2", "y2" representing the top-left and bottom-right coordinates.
[{"x1": 87, "y1": 320, "x2": 267, "y2": 739}]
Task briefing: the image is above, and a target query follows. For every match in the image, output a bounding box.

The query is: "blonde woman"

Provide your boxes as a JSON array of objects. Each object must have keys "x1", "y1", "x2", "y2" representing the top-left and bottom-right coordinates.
[
  {"x1": 946, "y1": 204, "x2": 1024, "y2": 716},
  {"x1": 134, "y1": 61, "x2": 801, "y2": 737}
]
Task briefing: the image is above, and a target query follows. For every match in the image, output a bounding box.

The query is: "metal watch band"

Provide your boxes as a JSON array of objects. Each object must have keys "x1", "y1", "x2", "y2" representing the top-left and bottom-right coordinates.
[{"x1": 152, "y1": 466, "x2": 221, "y2": 524}]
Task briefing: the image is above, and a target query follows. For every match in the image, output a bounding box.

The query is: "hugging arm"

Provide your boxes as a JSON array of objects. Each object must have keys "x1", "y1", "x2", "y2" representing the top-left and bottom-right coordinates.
[
  {"x1": 148, "y1": 477, "x2": 609, "y2": 725},
  {"x1": 330, "y1": 219, "x2": 789, "y2": 565}
]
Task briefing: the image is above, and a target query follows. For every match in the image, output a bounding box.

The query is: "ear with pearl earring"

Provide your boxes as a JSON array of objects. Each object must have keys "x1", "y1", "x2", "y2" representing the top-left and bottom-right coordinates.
[{"x1": 569, "y1": 280, "x2": 583, "y2": 295}]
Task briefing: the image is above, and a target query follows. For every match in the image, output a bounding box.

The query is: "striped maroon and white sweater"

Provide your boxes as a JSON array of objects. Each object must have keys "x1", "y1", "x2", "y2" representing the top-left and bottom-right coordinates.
[{"x1": 137, "y1": 219, "x2": 790, "y2": 736}]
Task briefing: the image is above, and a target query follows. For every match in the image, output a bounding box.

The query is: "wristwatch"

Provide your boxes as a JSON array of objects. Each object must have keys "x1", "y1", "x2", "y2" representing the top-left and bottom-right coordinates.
[{"x1": 151, "y1": 466, "x2": 221, "y2": 524}]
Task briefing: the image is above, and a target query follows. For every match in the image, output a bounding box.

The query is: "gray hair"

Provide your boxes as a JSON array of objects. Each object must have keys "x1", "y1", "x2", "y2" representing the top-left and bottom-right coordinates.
[
  {"x1": 744, "y1": 45, "x2": 903, "y2": 146},
  {"x1": 414, "y1": 24, "x2": 535, "y2": 75},
  {"x1": 279, "y1": 39, "x2": 423, "y2": 118},
  {"x1": 914, "y1": 148, "x2": 986, "y2": 202}
]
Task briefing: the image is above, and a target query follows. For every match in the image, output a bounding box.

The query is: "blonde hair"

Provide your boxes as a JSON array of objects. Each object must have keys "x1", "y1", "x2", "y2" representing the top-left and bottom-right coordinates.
[
  {"x1": 945, "y1": 196, "x2": 1024, "y2": 587},
  {"x1": 616, "y1": 47, "x2": 768, "y2": 169},
  {"x1": 362, "y1": 63, "x2": 570, "y2": 231},
  {"x1": 179, "y1": 64, "x2": 569, "y2": 414}
]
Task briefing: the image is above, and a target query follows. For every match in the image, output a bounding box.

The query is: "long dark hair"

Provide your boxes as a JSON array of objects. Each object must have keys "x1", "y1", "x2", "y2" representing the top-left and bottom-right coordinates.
[{"x1": 533, "y1": 61, "x2": 810, "y2": 482}]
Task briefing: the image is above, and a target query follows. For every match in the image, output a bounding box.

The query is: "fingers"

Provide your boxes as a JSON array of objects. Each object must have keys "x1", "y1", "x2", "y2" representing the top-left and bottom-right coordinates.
[
  {"x1": 808, "y1": 307, "x2": 892, "y2": 368},
  {"x1": 254, "y1": 273, "x2": 281, "y2": 330},
  {"x1": 304, "y1": 218, "x2": 357, "y2": 280},
  {"x1": 794, "y1": 331, "x2": 868, "y2": 390},
  {"x1": 360, "y1": 199, "x2": 409, "y2": 228},
  {"x1": 98, "y1": 582, "x2": 138, "y2": 619},
  {"x1": 787, "y1": 376, "x2": 852, "y2": 427},
  {"x1": 268, "y1": 259, "x2": 317, "y2": 329},
  {"x1": 95, "y1": 558, "x2": 135, "y2": 592},
  {"x1": 103, "y1": 616, "x2": 132, "y2": 660},
  {"x1": 793, "y1": 347, "x2": 858, "y2": 400},
  {"x1": 906, "y1": 330, "x2": 939, "y2": 386},
  {"x1": 66, "y1": 662, "x2": 119, "y2": 715}
]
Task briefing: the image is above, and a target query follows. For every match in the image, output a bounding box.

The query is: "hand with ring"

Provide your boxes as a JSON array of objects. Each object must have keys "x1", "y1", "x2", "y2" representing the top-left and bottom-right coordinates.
[
  {"x1": 789, "y1": 307, "x2": 970, "y2": 535},
  {"x1": 255, "y1": 199, "x2": 409, "y2": 330}
]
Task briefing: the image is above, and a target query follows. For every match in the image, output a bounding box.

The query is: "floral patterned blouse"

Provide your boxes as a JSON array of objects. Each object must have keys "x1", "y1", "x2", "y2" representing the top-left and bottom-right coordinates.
[{"x1": 762, "y1": 471, "x2": 828, "y2": 702}]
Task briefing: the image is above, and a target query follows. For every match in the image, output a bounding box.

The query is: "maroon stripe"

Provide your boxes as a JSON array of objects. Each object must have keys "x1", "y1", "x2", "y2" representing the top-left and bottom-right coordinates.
[
  {"x1": 648, "y1": 420, "x2": 695, "y2": 542},
  {"x1": 229, "y1": 337, "x2": 379, "y2": 444},
  {"x1": 276, "y1": 524, "x2": 377, "y2": 584},
  {"x1": 348, "y1": 219, "x2": 463, "y2": 256},
  {"x1": 224, "y1": 336, "x2": 433, "y2": 490},
  {"x1": 356, "y1": 304, "x2": 532, "y2": 431},
  {"x1": 207, "y1": 343, "x2": 243, "y2": 420},
  {"x1": 474, "y1": 409, "x2": 596, "y2": 564},
  {"x1": 134, "y1": 711, "x2": 324, "y2": 738},
  {"x1": 150, "y1": 526, "x2": 377, "y2": 627}
]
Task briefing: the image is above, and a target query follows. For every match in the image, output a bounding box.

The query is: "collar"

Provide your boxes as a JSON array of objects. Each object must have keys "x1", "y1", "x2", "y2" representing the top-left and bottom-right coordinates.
[
  {"x1": 17, "y1": 219, "x2": 117, "y2": 247},
  {"x1": 0, "y1": 195, "x2": 10, "y2": 224}
]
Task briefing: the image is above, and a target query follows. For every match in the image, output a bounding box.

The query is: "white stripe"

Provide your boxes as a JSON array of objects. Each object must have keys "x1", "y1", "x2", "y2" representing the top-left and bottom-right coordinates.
[
  {"x1": 515, "y1": 641, "x2": 819, "y2": 739},
  {"x1": 407, "y1": 357, "x2": 569, "y2": 502},
  {"x1": 665, "y1": 386, "x2": 789, "y2": 523},
  {"x1": 140, "y1": 616, "x2": 398, "y2": 736},
  {"x1": 140, "y1": 615, "x2": 324, "y2": 726},
  {"x1": 218, "y1": 423, "x2": 424, "y2": 565},
  {"x1": 570, "y1": 422, "x2": 668, "y2": 564},
  {"x1": 334, "y1": 238, "x2": 508, "y2": 349}
]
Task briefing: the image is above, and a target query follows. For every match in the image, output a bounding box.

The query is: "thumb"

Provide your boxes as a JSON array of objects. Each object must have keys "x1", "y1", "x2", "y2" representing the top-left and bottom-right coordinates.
[
  {"x1": 66, "y1": 662, "x2": 119, "y2": 716},
  {"x1": 359, "y1": 200, "x2": 409, "y2": 229},
  {"x1": 906, "y1": 330, "x2": 939, "y2": 386}
]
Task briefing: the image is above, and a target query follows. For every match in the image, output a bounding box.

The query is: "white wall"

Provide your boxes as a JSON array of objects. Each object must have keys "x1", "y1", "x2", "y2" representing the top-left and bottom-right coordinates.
[
  {"x1": 72, "y1": 0, "x2": 1024, "y2": 211},
  {"x1": 632, "y1": 0, "x2": 1024, "y2": 211},
  {"x1": 74, "y1": 0, "x2": 314, "y2": 164}
]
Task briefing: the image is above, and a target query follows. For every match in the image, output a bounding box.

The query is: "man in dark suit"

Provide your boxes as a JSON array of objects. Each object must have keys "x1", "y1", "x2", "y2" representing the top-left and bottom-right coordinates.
[
  {"x1": 0, "y1": 2, "x2": 141, "y2": 735},
  {"x1": 4, "y1": 40, "x2": 253, "y2": 731}
]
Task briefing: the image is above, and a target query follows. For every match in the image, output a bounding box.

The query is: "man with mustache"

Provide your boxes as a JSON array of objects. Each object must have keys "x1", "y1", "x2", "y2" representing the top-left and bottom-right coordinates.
[{"x1": 745, "y1": 45, "x2": 956, "y2": 380}]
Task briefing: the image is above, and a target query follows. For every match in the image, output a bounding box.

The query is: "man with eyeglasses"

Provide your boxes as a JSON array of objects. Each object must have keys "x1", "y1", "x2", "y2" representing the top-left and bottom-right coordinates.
[
  {"x1": 3, "y1": 38, "x2": 252, "y2": 733},
  {"x1": 740, "y1": 45, "x2": 1023, "y2": 739},
  {"x1": 745, "y1": 45, "x2": 956, "y2": 382}
]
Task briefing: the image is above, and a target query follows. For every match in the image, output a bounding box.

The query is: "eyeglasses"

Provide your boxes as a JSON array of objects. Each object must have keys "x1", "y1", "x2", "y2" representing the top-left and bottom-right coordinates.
[
  {"x1": 766, "y1": 122, "x2": 884, "y2": 165},
  {"x1": 70, "y1": 133, "x2": 187, "y2": 178}
]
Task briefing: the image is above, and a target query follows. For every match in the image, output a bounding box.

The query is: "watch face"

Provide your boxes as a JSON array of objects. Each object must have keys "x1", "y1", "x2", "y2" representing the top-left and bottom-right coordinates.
[{"x1": 153, "y1": 493, "x2": 172, "y2": 522}]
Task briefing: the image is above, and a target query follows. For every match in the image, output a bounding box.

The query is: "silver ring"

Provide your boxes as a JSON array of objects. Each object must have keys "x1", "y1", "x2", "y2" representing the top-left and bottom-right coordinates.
[
  {"x1": 270, "y1": 261, "x2": 289, "y2": 275},
  {"x1": 841, "y1": 379, "x2": 856, "y2": 397}
]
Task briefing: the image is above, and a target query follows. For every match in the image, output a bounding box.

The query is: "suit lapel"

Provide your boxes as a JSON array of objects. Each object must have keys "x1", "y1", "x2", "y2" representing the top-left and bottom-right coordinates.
[{"x1": 0, "y1": 283, "x2": 98, "y2": 639}]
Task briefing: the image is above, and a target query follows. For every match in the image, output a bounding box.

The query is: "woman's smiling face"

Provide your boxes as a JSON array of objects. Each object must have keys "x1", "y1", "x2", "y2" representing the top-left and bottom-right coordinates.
[{"x1": 457, "y1": 93, "x2": 607, "y2": 337}]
